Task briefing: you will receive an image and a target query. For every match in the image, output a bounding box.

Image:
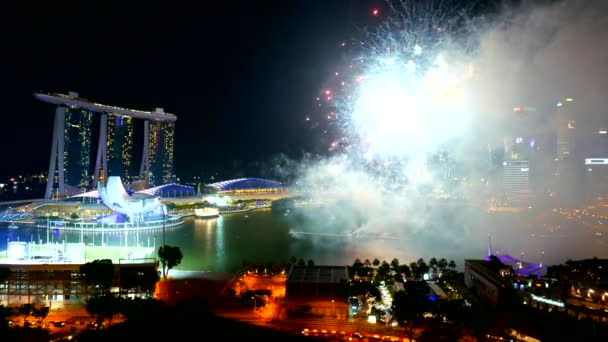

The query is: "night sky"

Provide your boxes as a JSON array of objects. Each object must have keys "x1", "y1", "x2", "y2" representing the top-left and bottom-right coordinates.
[{"x1": 0, "y1": 1, "x2": 387, "y2": 181}]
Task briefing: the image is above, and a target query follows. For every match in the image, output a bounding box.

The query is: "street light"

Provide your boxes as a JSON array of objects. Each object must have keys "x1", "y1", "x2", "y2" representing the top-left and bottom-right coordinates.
[
  {"x1": 332, "y1": 299, "x2": 335, "y2": 318},
  {"x1": 162, "y1": 204, "x2": 167, "y2": 248},
  {"x1": 45, "y1": 212, "x2": 50, "y2": 245}
]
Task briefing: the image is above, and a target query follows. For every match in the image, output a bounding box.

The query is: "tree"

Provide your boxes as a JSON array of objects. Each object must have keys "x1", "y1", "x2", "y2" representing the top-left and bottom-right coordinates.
[
  {"x1": 32, "y1": 306, "x2": 49, "y2": 325},
  {"x1": 18, "y1": 303, "x2": 35, "y2": 327},
  {"x1": 398, "y1": 264, "x2": 411, "y2": 278},
  {"x1": 80, "y1": 259, "x2": 114, "y2": 295},
  {"x1": 390, "y1": 258, "x2": 400, "y2": 272},
  {"x1": 377, "y1": 261, "x2": 391, "y2": 280},
  {"x1": 158, "y1": 245, "x2": 183, "y2": 279},
  {"x1": 429, "y1": 257, "x2": 438, "y2": 276},
  {"x1": 0, "y1": 305, "x2": 16, "y2": 331},
  {"x1": 438, "y1": 258, "x2": 448, "y2": 271},
  {"x1": 86, "y1": 292, "x2": 122, "y2": 329},
  {"x1": 392, "y1": 291, "x2": 428, "y2": 342},
  {"x1": 448, "y1": 260, "x2": 456, "y2": 270},
  {"x1": 372, "y1": 258, "x2": 380, "y2": 267},
  {"x1": 417, "y1": 258, "x2": 429, "y2": 277}
]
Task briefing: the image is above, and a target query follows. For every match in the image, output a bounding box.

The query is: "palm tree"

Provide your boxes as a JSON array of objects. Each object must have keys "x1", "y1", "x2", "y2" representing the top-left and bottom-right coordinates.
[
  {"x1": 429, "y1": 257, "x2": 438, "y2": 276},
  {"x1": 438, "y1": 258, "x2": 448, "y2": 271},
  {"x1": 448, "y1": 260, "x2": 456, "y2": 270},
  {"x1": 372, "y1": 258, "x2": 380, "y2": 267},
  {"x1": 390, "y1": 258, "x2": 400, "y2": 272}
]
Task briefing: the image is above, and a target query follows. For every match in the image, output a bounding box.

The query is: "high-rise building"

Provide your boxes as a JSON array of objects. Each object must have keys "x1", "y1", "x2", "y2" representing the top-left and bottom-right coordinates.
[
  {"x1": 552, "y1": 98, "x2": 583, "y2": 207},
  {"x1": 144, "y1": 118, "x2": 175, "y2": 186},
  {"x1": 35, "y1": 92, "x2": 177, "y2": 199},
  {"x1": 106, "y1": 113, "x2": 134, "y2": 181},
  {"x1": 45, "y1": 104, "x2": 94, "y2": 197},
  {"x1": 584, "y1": 158, "x2": 608, "y2": 202},
  {"x1": 555, "y1": 98, "x2": 576, "y2": 161},
  {"x1": 501, "y1": 105, "x2": 538, "y2": 207},
  {"x1": 503, "y1": 139, "x2": 533, "y2": 206}
]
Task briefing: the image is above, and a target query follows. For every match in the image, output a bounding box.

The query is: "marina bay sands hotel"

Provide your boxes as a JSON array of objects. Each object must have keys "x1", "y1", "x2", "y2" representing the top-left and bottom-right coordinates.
[{"x1": 35, "y1": 91, "x2": 177, "y2": 199}]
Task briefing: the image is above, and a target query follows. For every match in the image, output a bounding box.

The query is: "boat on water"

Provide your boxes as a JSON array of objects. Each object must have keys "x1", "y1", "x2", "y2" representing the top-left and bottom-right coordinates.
[
  {"x1": 8, "y1": 223, "x2": 18, "y2": 229},
  {"x1": 194, "y1": 207, "x2": 220, "y2": 219}
]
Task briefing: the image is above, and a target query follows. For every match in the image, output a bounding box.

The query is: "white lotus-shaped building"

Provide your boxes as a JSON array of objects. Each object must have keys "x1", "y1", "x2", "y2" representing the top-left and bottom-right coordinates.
[{"x1": 98, "y1": 176, "x2": 162, "y2": 222}]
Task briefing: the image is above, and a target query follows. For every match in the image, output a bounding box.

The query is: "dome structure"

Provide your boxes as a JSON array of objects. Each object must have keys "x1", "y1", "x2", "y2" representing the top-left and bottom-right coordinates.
[{"x1": 208, "y1": 178, "x2": 285, "y2": 193}]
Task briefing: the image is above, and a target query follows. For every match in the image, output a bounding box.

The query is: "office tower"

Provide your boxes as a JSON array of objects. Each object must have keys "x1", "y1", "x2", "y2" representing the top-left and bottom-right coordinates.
[
  {"x1": 552, "y1": 98, "x2": 582, "y2": 207},
  {"x1": 503, "y1": 139, "x2": 533, "y2": 206},
  {"x1": 581, "y1": 127, "x2": 608, "y2": 202},
  {"x1": 555, "y1": 98, "x2": 576, "y2": 160},
  {"x1": 501, "y1": 106, "x2": 537, "y2": 206},
  {"x1": 35, "y1": 92, "x2": 177, "y2": 199}
]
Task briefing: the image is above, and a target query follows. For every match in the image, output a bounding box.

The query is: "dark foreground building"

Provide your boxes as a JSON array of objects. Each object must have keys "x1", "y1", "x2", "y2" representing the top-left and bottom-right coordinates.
[
  {"x1": 285, "y1": 265, "x2": 350, "y2": 319},
  {"x1": 0, "y1": 259, "x2": 158, "y2": 308}
]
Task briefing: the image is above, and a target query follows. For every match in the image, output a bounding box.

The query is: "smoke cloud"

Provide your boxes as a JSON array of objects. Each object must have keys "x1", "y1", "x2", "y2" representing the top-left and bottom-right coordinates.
[{"x1": 277, "y1": 0, "x2": 608, "y2": 267}]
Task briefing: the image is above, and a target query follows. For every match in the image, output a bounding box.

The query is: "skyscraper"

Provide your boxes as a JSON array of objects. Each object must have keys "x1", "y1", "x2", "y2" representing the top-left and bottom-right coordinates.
[
  {"x1": 501, "y1": 106, "x2": 538, "y2": 207},
  {"x1": 139, "y1": 111, "x2": 175, "y2": 187},
  {"x1": 45, "y1": 104, "x2": 94, "y2": 198},
  {"x1": 552, "y1": 98, "x2": 581, "y2": 207},
  {"x1": 35, "y1": 92, "x2": 177, "y2": 199},
  {"x1": 555, "y1": 98, "x2": 576, "y2": 161},
  {"x1": 106, "y1": 113, "x2": 134, "y2": 181}
]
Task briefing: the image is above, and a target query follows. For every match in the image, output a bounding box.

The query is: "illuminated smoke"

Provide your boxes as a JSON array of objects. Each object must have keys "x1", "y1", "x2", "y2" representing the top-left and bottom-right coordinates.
[{"x1": 283, "y1": 0, "x2": 608, "y2": 266}]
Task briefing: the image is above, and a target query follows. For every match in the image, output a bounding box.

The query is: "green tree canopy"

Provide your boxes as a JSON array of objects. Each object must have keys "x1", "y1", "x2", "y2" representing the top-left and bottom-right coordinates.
[
  {"x1": 80, "y1": 259, "x2": 114, "y2": 292},
  {"x1": 158, "y1": 245, "x2": 183, "y2": 279}
]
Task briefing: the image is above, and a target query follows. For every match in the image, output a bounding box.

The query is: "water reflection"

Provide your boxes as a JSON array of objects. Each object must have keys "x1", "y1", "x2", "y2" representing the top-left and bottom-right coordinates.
[{"x1": 2, "y1": 206, "x2": 608, "y2": 273}]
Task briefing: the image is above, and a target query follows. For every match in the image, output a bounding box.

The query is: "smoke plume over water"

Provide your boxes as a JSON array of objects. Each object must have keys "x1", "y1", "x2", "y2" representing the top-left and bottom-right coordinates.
[{"x1": 282, "y1": 0, "x2": 608, "y2": 267}]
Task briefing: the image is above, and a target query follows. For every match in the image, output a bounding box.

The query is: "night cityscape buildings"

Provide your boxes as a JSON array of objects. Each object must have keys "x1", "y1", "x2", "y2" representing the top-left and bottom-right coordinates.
[
  {"x1": 2, "y1": 1, "x2": 608, "y2": 340},
  {"x1": 35, "y1": 92, "x2": 177, "y2": 199}
]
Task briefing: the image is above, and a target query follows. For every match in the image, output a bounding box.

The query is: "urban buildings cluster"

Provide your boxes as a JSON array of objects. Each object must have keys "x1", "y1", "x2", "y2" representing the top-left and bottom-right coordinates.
[
  {"x1": 34, "y1": 91, "x2": 177, "y2": 200},
  {"x1": 431, "y1": 98, "x2": 608, "y2": 209}
]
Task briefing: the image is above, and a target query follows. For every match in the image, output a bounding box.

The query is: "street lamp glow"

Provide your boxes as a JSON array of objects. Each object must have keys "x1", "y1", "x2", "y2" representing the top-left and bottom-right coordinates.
[{"x1": 162, "y1": 204, "x2": 168, "y2": 248}]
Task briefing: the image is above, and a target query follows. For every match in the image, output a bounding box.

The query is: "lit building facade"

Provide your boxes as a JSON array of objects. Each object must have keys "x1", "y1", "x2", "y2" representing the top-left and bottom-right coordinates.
[
  {"x1": 146, "y1": 119, "x2": 175, "y2": 186},
  {"x1": 107, "y1": 113, "x2": 134, "y2": 181},
  {"x1": 555, "y1": 98, "x2": 576, "y2": 160},
  {"x1": 503, "y1": 159, "x2": 530, "y2": 205},
  {"x1": 0, "y1": 261, "x2": 158, "y2": 308},
  {"x1": 35, "y1": 92, "x2": 177, "y2": 199},
  {"x1": 501, "y1": 106, "x2": 539, "y2": 207},
  {"x1": 44, "y1": 103, "x2": 94, "y2": 198},
  {"x1": 552, "y1": 98, "x2": 584, "y2": 207},
  {"x1": 63, "y1": 107, "x2": 94, "y2": 189}
]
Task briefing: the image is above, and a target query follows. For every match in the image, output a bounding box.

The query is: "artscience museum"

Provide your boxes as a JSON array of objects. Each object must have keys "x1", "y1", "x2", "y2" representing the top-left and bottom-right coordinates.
[
  {"x1": 30, "y1": 176, "x2": 195, "y2": 230},
  {"x1": 98, "y1": 176, "x2": 163, "y2": 224}
]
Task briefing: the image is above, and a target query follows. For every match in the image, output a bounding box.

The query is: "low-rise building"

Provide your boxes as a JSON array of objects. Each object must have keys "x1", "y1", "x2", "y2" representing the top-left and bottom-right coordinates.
[
  {"x1": 0, "y1": 259, "x2": 158, "y2": 309},
  {"x1": 284, "y1": 265, "x2": 349, "y2": 319},
  {"x1": 464, "y1": 257, "x2": 514, "y2": 305}
]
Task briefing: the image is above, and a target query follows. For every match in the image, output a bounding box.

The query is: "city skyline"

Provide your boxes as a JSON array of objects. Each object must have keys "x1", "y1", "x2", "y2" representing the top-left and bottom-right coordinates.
[
  {"x1": 38, "y1": 91, "x2": 176, "y2": 198},
  {"x1": 0, "y1": 1, "x2": 387, "y2": 180}
]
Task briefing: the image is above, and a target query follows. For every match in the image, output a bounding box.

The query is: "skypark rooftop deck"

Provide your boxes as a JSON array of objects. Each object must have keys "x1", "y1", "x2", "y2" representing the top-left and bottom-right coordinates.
[{"x1": 34, "y1": 92, "x2": 177, "y2": 122}]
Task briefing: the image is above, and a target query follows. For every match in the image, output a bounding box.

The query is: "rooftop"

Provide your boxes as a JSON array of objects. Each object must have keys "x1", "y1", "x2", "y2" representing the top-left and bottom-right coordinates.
[{"x1": 287, "y1": 265, "x2": 348, "y2": 283}]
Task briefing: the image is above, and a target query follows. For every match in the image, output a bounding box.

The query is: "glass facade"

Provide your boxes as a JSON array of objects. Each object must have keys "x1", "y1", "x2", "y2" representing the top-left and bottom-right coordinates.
[
  {"x1": 107, "y1": 114, "x2": 134, "y2": 182},
  {"x1": 148, "y1": 120, "x2": 175, "y2": 186},
  {"x1": 63, "y1": 107, "x2": 93, "y2": 190}
]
